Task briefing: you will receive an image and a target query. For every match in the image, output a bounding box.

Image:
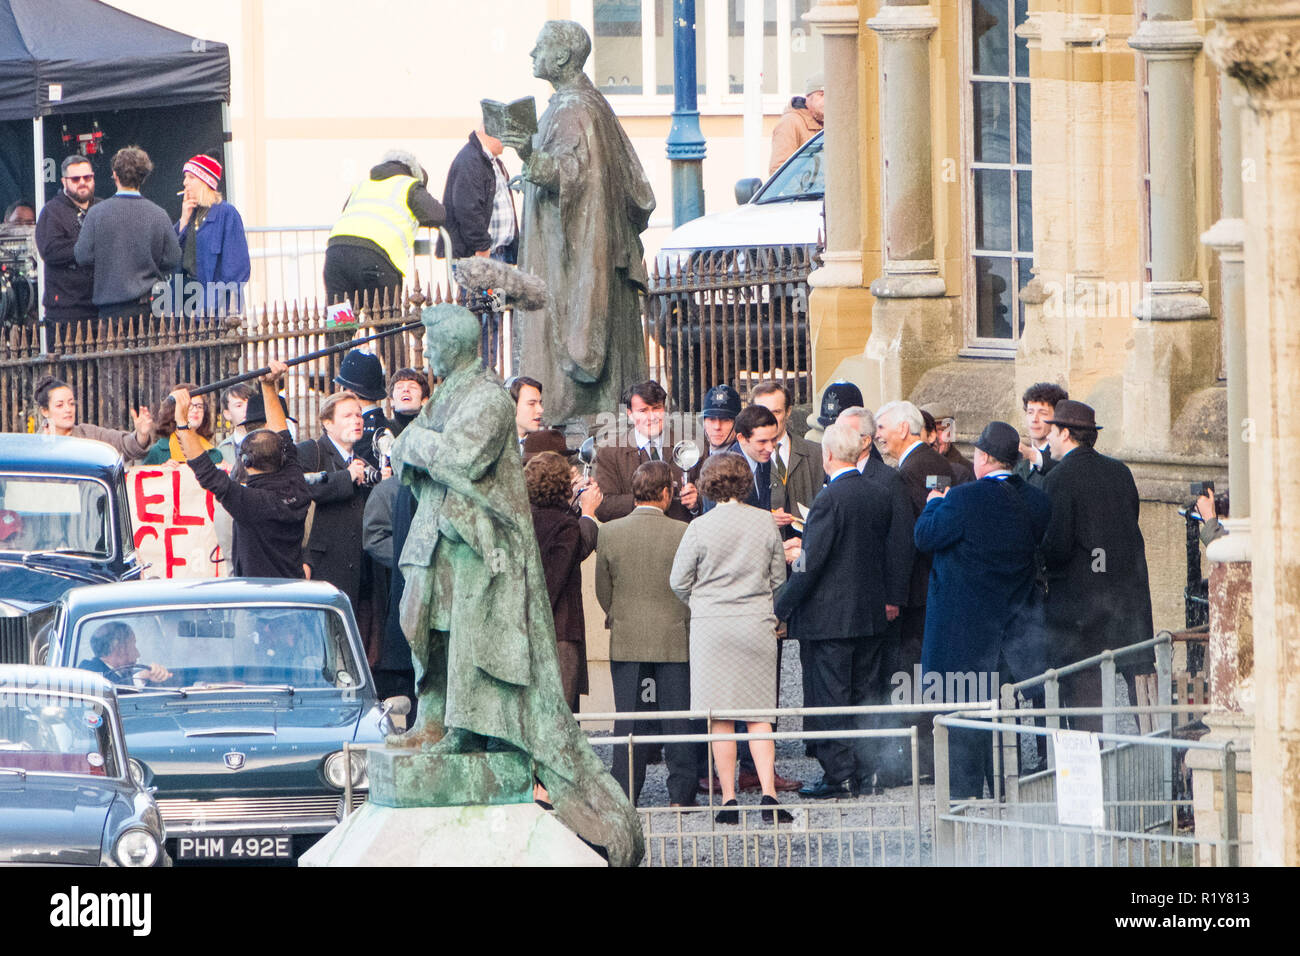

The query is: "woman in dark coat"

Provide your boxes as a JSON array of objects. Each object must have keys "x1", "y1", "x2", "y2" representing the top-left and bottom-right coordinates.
[{"x1": 523, "y1": 450, "x2": 601, "y2": 713}]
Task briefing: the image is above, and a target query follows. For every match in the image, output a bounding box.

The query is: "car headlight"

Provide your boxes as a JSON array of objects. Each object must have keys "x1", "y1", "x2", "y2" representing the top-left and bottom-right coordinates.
[
  {"x1": 114, "y1": 828, "x2": 160, "y2": 867},
  {"x1": 322, "y1": 749, "x2": 368, "y2": 790},
  {"x1": 128, "y1": 758, "x2": 146, "y2": 788}
]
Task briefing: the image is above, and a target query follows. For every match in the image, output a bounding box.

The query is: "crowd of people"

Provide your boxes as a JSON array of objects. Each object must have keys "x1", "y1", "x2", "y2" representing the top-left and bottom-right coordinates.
[{"x1": 26, "y1": 346, "x2": 1165, "y2": 817}]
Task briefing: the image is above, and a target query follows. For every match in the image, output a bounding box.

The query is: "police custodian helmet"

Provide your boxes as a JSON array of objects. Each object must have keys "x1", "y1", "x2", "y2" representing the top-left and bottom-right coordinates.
[
  {"x1": 700, "y1": 384, "x2": 742, "y2": 420},
  {"x1": 817, "y1": 381, "x2": 864, "y2": 427}
]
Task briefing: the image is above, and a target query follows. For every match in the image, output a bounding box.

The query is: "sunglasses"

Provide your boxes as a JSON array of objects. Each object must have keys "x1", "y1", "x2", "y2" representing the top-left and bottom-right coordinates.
[{"x1": 65, "y1": 175, "x2": 94, "y2": 183}]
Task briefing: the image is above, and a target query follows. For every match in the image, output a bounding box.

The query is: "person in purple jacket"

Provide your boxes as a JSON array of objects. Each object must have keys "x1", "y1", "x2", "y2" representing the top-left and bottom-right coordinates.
[{"x1": 174, "y1": 153, "x2": 250, "y2": 318}]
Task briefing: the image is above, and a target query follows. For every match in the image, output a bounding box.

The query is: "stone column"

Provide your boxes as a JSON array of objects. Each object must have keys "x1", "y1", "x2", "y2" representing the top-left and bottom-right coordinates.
[
  {"x1": 1123, "y1": 3, "x2": 1218, "y2": 452},
  {"x1": 866, "y1": 1, "x2": 944, "y2": 297},
  {"x1": 1206, "y1": 0, "x2": 1300, "y2": 867},
  {"x1": 804, "y1": 1, "x2": 876, "y2": 393},
  {"x1": 1201, "y1": 75, "x2": 1252, "y2": 713}
]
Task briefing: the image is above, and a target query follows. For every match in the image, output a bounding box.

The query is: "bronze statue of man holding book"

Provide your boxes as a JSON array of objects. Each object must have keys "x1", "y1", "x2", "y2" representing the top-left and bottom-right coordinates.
[{"x1": 496, "y1": 19, "x2": 656, "y2": 425}]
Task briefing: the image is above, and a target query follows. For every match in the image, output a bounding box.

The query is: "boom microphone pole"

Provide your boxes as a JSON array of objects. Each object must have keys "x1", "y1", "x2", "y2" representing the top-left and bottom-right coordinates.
[{"x1": 187, "y1": 319, "x2": 424, "y2": 398}]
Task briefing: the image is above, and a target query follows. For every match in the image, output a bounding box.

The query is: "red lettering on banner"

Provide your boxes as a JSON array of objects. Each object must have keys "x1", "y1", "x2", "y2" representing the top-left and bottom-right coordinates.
[
  {"x1": 171, "y1": 470, "x2": 205, "y2": 526},
  {"x1": 205, "y1": 490, "x2": 216, "y2": 522},
  {"x1": 164, "y1": 527, "x2": 188, "y2": 577},
  {"x1": 134, "y1": 470, "x2": 165, "y2": 522},
  {"x1": 134, "y1": 526, "x2": 159, "y2": 548}
]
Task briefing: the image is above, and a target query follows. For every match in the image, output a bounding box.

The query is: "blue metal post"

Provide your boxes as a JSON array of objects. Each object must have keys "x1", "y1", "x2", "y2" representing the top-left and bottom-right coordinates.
[{"x1": 667, "y1": 0, "x2": 706, "y2": 228}]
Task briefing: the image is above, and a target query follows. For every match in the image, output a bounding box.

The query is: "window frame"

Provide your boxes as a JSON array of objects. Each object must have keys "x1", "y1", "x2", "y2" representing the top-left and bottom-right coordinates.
[{"x1": 959, "y1": 0, "x2": 1034, "y2": 356}]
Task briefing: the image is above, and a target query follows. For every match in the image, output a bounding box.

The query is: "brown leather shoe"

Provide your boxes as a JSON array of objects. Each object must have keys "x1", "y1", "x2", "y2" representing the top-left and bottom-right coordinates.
[
  {"x1": 698, "y1": 776, "x2": 723, "y2": 793},
  {"x1": 737, "y1": 771, "x2": 802, "y2": 792}
]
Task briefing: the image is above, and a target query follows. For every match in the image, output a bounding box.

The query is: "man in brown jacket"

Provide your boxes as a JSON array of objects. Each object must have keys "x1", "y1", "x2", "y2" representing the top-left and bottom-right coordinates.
[
  {"x1": 769, "y1": 74, "x2": 825, "y2": 174},
  {"x1": 595, "y1": 461, "x2": 696, "y2": 807}
]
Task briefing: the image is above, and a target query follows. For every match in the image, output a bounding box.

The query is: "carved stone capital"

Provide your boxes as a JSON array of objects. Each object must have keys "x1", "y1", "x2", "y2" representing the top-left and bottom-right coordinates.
[
  {"x1": 805, "y1": 0, "x2": 862, "y2": 37},
  {"x1": 1206, "y1": 19, "x2": 1300, "y2": 100},
  {"x1": 867, "y1": 4, "x2": 938, "y2": 40},
  {"x1": 1128, "y1": 18, "x2": 1205, "y2": 59}
]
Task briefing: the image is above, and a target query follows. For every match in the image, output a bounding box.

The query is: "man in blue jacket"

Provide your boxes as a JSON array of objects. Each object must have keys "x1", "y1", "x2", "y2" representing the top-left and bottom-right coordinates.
[{"x1": 914, "y1": 421, "x2": 1051, "y2": 798}]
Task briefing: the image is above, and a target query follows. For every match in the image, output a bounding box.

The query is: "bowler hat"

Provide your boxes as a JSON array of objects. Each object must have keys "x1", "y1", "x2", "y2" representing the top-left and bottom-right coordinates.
[
  {"x1": 334, "y1": 350, "x2": 387, "y2": 401},
  {"x1": 1045, "y1": 399, "x2": 1102, "y2": 431},
  {"x1": 700, "y1": 384, "x2": 741, "y2": 420},
  {"x1": 818, "y1": 381, "x2": 863, "y2": 427},
  {"x1": 243, "y1": 391, "x2": 295, "y2": 427},
  {"x1": 522, "y1": 428, "x2": 578, "y2": 463},
  {"x1": 973, "y1": 421, "x2": 1021, "y2": 465}
]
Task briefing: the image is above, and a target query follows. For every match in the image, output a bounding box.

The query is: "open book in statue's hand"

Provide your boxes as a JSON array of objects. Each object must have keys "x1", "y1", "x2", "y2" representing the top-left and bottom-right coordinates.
[{"x1": 481, "y1": 96, "x2": 538, "y2": 142}]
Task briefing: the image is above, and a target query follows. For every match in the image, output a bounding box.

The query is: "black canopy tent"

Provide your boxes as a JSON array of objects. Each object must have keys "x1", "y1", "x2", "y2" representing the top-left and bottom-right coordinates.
[{"x1": 0, "y1": 0, "x2": 231, "y2": 311}]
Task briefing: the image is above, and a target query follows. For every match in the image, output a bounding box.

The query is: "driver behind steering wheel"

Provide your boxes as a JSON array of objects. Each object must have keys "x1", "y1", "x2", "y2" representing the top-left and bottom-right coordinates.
[{"x1": 77, "y1": 621, "x2": 172, "y2": 685}]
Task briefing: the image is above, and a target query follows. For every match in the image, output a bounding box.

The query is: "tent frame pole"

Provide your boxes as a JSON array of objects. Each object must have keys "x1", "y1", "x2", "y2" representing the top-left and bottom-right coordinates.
[{"x1": 33, "y1": 115, "x2": 47, "y2": 353}]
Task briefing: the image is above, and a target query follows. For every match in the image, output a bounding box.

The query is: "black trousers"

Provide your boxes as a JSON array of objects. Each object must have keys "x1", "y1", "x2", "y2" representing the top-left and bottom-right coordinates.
[
  {"x1": 898, "y1": 605, "x2": 934, "y2": 776},
  {"x1": 610, "y1": 660, "x2": 696, "y2": 806},
  {"x1": 1058, "y1": 665, "x2": 1146, "y2": 734},
  {"x1": 802, "y1": 636, "x2": 889, "y2": 786},
  {"x1": 323, "y1": 244, "x2": 404, "y2": 308}
]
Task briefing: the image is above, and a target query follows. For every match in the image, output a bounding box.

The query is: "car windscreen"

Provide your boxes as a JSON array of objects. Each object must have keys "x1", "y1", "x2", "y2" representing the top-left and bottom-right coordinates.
[
  {"x1": 0, "y1": 474, "x2": 110, "y2": 557},
  {"x1": 71, "y1": 607, "x2": 363, "y2": 692},
  {"x1": 756, "y1": 135, "x2": 824, "y2": 203},
  {"x1": 0, "y1": 691, "x2": 119, "y2": 778}
]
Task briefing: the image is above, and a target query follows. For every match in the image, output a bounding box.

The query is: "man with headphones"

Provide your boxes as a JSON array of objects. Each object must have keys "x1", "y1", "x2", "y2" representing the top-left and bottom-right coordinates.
[{"x1": 172, "y1": 361, "x2": 311, "y2": 579}]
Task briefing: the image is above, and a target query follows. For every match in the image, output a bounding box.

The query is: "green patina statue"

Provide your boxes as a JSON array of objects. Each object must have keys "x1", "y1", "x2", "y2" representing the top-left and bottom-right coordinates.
[{"x1": 387, "y1": 303, "x2": 643, "y2": 867}]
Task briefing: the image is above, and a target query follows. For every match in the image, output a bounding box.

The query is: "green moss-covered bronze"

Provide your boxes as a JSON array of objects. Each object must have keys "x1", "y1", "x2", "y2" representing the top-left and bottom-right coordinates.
[{"x1": 386, "y1": 303, "x2": 643, "y2": 867}]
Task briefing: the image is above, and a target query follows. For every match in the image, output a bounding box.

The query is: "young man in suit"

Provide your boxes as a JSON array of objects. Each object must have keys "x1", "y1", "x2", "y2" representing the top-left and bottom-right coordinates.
[
  {"x1": 776, "y1": 422, "x2": 896, "y2": 798},
  {"x1": 595, "y1": 380, "x2": 698, "y2": 522},
  {"x1": 875, "y1": 400, "x2": 955, "y2": 778},
  {"x1": 595, "y1": 461, "x2": 697, "y2": 807},
  {"x1": 914, "y1": 421, "x2": 1052, "y2": 796},
  {"x1": 751, "y1": 379, "x2": 823, "y2": 538},
  {"x1": 1041, "y1": 400, "x2": 1155, "y2": 732},
  {"x1": 1014, "y1": 382, "x2": 1069, "y2": 488}
]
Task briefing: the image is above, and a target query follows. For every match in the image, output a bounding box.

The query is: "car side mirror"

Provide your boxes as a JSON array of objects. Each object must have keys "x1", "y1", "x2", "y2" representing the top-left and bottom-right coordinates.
[{"x1": 734, "y1": 177, "x2": 762, "y2": 205}]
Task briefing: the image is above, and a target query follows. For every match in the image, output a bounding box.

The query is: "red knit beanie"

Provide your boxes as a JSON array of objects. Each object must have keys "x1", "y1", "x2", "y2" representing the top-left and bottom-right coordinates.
[{"x1": 183, "y1": 154, "x2": 222, "y2": 191}]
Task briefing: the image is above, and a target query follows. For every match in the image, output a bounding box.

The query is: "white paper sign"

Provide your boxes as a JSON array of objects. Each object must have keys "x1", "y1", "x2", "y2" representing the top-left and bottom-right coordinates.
[
  {"x1": 127, "y1": 463, "x2": 222, "y2": 579},
  {"x1": 1053, "y1": 729, "x2": 1105, "y2": 828}
]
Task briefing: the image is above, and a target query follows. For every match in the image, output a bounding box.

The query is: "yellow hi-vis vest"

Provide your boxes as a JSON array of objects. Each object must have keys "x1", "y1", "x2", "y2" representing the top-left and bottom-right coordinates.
[{"x1": 329, "y1": 174, "x2": 419, "y2": 274}]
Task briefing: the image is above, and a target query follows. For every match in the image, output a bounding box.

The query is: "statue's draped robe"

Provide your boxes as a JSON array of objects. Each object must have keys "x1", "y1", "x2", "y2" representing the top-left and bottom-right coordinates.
[
  {"x1": 516, "y1": 74, "x2": 655, "y2": 423},
  {"x1": 391, "y1": 363, "x2": 643, "y2": 867}
]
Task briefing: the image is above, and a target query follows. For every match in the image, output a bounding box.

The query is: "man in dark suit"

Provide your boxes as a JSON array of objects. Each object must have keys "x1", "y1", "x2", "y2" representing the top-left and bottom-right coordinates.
[
  {"x1": 875, "y1": 399, "x2": 955, "y2": 778},
  {"x1": 1013, "y1": 382, "x2": 1069, "y2": 489},
  {"x1": 837, "y1": 405, "x2": 916, "y2": 785},
  {"x1": 751, "y1": 379, "x2": 823, "y2": 538},
  {"x1": 595, "y1": 461, "x2": 696, "y2": 807},
  {"x1": 914, "y1": 421, "x2": 1052, "y2": 796},
  {"x1": 920, "y1": 402, "x2": 975, "y2": 481},
  {"x1": 732, "y1": 404, "x2": 780, "y2": 510},
  {"x1": 1041, "y1": 400, "x2": 1154, "y2": 732},
  {"x1": 776, "y1": 422, "x2": 896, "y2": 798},
  {"x1": 595, "y1": 380, "x2": 698, "y2": 522},
  {"x1": 296, "y1": 391, "x2": 383, "y2": 662}
]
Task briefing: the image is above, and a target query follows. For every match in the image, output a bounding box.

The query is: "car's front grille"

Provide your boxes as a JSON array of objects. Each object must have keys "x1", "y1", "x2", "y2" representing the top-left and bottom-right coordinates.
[
  {"x1": 156, "y1": 792, "x2": 366, "y2": 825},
  {"x1": 0, "y1": 616, "x2": 27, "y2": 664}
]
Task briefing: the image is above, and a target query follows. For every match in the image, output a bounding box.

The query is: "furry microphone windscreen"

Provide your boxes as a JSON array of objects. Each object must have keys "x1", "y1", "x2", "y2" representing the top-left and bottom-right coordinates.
[{"x1": 453, "y1": 257, "x2": 548, "y2": 311}]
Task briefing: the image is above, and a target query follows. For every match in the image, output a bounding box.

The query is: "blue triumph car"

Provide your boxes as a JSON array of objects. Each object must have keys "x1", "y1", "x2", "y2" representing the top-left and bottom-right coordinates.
[
  {"x1": 0, "y1": 664, "x2": 167, "y2": 866},
  {"x1": 45, "y1": 578, "x2": 395, "y2": 863}
]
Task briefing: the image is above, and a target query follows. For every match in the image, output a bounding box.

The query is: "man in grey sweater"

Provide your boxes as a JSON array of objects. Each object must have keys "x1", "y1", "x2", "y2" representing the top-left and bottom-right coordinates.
[{"x1": 74, "y1": 146, "x2": 181, "y2": 320}]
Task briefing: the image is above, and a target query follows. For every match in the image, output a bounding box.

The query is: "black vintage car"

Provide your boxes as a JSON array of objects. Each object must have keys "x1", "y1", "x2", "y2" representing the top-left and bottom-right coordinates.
[{"x1": 0, "y1": 434, "x2": 144, "y2": 664}]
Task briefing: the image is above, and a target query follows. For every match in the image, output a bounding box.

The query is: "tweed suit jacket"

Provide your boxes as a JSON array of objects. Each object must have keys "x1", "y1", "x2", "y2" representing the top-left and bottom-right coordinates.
[
  {"x1": 770, "y1": 431, "x2": 824, "y2": 528},
  {"x1": 595, "y1": 506, "x2": 691, "y2": 662},
  {"x1": 594, "y1": 435, "x2": 693, "y2": 523}
]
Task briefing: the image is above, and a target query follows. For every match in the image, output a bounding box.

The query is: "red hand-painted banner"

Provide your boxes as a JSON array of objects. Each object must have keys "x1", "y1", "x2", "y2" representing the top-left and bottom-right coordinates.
[{"x1": 127, "y1": 464, "x2": 222, "y2": 579}]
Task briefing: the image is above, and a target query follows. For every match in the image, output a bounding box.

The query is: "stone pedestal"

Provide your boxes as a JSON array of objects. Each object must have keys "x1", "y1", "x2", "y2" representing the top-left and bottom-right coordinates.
[
  {"x1": 299, "y1": 748, "x2": 606, "y2": 867},
  {"x1": 300, "y1": 801, "x2": 606, "y2": 867},
  {"x1": 1206, "y1": 520, "x2": 1253, "y2": 714},
  {"x1": 1184, "y1": 711, "x2": 1253, "y2": 867},
  {"x1": 859, "y1": 295, "x2": 958, "y2": 409}
]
